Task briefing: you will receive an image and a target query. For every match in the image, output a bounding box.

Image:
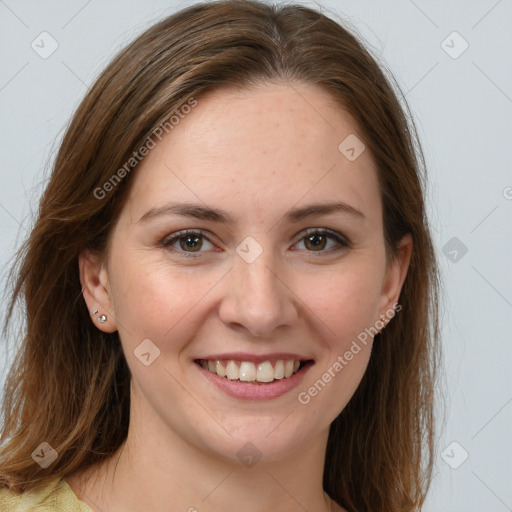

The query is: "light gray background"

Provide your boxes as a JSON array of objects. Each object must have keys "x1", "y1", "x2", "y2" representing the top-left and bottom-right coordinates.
[{"x1": 1, "y1": 1, "x2": 511, "y2": 510}]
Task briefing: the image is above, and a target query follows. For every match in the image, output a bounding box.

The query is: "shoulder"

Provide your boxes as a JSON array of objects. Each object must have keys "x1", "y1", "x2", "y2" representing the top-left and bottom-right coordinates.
[{"x1": 0, "y1": 477, "x2": 93, "y2": 512}]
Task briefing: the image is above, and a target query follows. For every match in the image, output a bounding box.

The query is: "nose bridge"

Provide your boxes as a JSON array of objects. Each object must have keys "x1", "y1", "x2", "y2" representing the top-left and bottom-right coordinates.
[
  {"x1": 239, "y1": 249, "x2": 280, "y2": 305},
  {"x1": 219, "y1": 238, "x2": 297, "y2": 336}
]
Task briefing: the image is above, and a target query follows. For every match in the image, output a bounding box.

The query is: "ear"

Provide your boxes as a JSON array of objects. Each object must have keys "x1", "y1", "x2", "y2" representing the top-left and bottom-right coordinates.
[
  {"x1": 376, "y1": 233, "x2": 413, "y2": 324},
  {"x1": 78, "y1": 249, "x2": 118, "y2": 333}
]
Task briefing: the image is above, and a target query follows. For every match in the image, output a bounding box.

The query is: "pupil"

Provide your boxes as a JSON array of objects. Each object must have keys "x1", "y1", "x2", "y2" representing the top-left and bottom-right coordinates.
[
  {"x1": 181, "y1": 235, "x2": 201, "y2": 251},
  {"x1": 307, "y1": 234, "x2": 325, "y2": 250}
]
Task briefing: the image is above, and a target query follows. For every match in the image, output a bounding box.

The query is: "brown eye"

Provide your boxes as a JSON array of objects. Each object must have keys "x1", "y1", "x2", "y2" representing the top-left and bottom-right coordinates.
[
  {"x1": 162, "y1": 230, "x2": 214, "y2": 257},
  {"x1": 178, "y1": 233, "x2": 203, "y2": 252},
  {"x1": 294, "y1": 229, "x2": 350, "y2": 254},
  {"x1": 304, "y1": 233, "x2": 328, "y2": 251}
]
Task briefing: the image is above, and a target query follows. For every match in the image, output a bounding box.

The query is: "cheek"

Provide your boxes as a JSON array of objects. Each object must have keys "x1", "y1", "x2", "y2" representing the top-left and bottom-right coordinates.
[
  {"x1": 302, "y1": 261, "x2": 383, "y2": 342},
  {"x1": 108, "y1": 251, "x2": 218, "y2": 343},
  {"x1": 298, "y1": 270, "x2": 378, "y2": 418}
]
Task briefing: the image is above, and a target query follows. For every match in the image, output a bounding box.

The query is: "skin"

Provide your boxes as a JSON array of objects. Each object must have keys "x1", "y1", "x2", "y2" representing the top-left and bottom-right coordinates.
[{"x1": 69, "y1": 81, "x2": 412, "y2": 512}]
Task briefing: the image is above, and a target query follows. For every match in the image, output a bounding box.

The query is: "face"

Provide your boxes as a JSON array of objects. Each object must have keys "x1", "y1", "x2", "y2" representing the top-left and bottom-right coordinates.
[{"x1": 80, "y1": 82, "x2": 411, "y2": 466}]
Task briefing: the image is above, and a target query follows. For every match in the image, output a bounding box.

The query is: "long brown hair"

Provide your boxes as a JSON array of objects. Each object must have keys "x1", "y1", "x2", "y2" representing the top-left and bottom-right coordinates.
[{"x1": 0, "y1": 1, "x2": 441, "y2": 510}]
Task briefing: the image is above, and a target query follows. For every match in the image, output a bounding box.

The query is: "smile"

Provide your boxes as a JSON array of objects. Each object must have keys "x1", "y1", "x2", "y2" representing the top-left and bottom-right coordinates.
[{"x1": 194, "y1": 358, "x2": 315, "y2": 400}]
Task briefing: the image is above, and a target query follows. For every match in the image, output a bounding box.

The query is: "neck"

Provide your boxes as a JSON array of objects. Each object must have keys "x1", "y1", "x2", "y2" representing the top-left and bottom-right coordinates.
[{"x1": 67, "y1": 390, "x2": 336, "y2": 512}]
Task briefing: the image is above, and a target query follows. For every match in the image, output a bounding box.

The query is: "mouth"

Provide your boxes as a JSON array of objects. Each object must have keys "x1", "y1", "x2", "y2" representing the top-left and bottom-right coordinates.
[
  {"x1": 194, "y1": 358, "x2": 313, "y2": 383},
  {"x1": 193, "y1": 358, "x2": 315, "y2": 400}
]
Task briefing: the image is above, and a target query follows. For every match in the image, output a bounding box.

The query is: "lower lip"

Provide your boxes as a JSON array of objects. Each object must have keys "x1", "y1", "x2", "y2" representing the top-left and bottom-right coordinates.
[{"x1": 194, "y1": 361, "x2": 314, "y2": 401}]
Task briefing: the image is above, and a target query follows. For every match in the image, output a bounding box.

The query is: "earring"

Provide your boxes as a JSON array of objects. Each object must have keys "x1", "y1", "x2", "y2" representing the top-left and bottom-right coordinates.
[{"x1": 92, "y1": 309, "x2": 107, "y2": 323}]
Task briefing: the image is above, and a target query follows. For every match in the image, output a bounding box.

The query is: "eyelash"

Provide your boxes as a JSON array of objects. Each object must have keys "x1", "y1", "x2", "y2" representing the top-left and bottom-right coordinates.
[{"x1": 161, "y1": 228, "x2": 351, "y2": 259}]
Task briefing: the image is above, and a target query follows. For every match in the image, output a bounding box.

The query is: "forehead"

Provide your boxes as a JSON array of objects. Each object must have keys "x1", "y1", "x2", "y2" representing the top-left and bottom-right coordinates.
[{"x1": 124, "y1": 82, "x2": 382, "y2": 226}]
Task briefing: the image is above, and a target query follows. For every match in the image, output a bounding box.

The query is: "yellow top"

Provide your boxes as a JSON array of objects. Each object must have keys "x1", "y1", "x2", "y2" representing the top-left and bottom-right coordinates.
[{"x1": 0, "y1": 477, "x2": 93, "y2": 512}]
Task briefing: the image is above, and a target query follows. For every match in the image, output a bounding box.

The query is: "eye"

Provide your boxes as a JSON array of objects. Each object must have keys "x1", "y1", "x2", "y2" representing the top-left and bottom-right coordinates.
[
  {"x1": 161, "y1": 230, "x2": 214, "y2": 257},
  {"x1": 292, "y1": 228, "x2": 350, "y2": 254},
  {"x1": 161, "y1": 228, "x2": 350, "y2": 259}
]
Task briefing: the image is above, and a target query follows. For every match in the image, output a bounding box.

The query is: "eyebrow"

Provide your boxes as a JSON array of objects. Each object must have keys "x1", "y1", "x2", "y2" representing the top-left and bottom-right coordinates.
[{"x1": 137, "y1": 200, "x2": 365, "y2": 224}]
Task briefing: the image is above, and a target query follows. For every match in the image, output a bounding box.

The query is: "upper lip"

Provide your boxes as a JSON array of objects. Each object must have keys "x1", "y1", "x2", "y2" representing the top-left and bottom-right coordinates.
[{"x1": 194, "y1": 352, "x2": 314, "y2": 365}]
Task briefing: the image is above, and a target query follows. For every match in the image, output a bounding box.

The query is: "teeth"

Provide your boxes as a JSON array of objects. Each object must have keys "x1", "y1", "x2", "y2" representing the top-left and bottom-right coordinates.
[
  {"x1": 226, "y1": 360, "x2": 238, "y2": 380},
  {"x1": 239, "y1": 361, "x2": 256, "y2": 381},
  {"x1": 284, "y1": 360, "x2": 294, "y2": 378},
  {"x1": 256, "y1": 361, "x2": 274, "y2": 382},
  {"x1": 215, "y1": 360, "x2": 226, "y2": 378},
  {"x1": 199, "y1": 359, "x2": 305, "y2": 383},
  {"x1": 274, "y1": 360, "x2": 284, "y2": 379}
]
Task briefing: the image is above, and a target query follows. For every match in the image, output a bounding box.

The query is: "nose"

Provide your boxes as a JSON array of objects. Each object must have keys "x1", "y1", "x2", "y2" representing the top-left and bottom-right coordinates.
[{"x1": 218, "y1": 247, "x2": 299, "y2": 338}]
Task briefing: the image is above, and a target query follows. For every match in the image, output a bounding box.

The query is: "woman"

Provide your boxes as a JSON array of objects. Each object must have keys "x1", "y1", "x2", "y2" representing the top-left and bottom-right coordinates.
[{"x1": 0, "y1": 0, "x2": 440, "y2": 510}]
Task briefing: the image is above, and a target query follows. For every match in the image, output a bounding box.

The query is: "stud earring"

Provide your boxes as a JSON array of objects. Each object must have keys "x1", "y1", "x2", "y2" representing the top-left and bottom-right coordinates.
[{"x1": 92, "y1": 309, "x2": 107, "y2": 323}]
